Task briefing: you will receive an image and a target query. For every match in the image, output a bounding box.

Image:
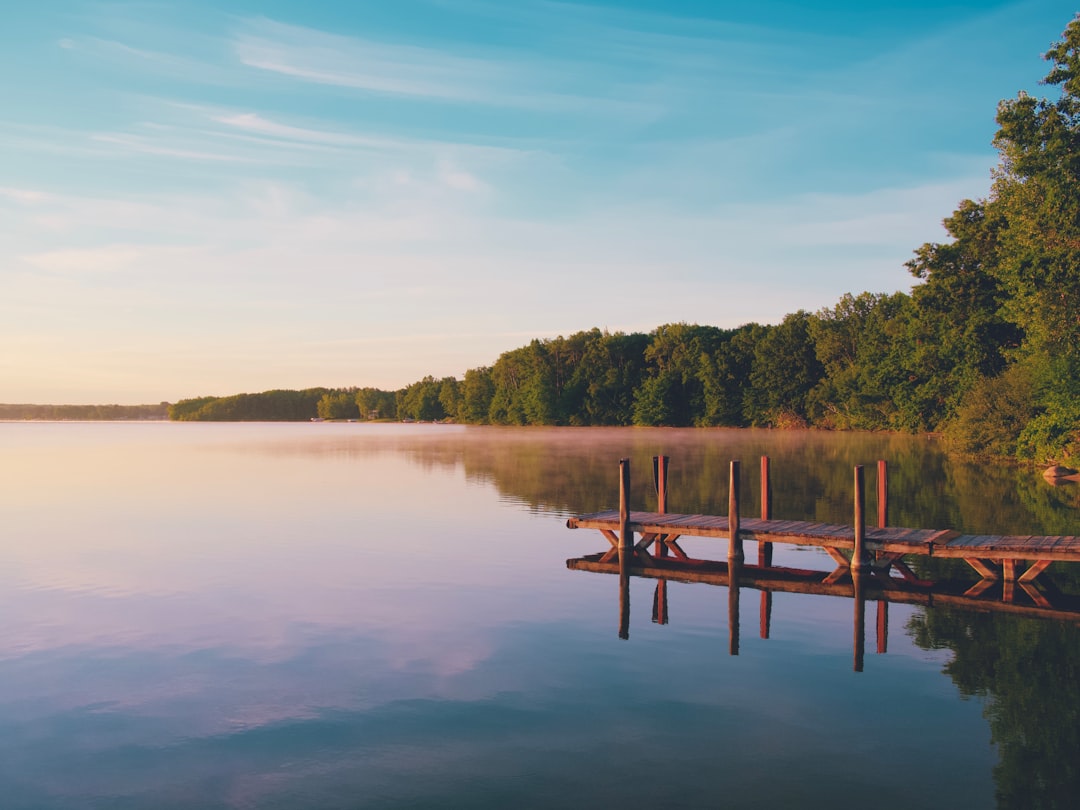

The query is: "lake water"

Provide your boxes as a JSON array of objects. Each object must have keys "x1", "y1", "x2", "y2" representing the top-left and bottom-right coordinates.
[{"x1": 1, "y1": 422, "x2": 1078, "y2": 809}]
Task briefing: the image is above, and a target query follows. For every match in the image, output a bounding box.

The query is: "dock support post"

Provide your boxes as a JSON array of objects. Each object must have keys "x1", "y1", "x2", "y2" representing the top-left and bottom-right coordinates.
[
  {"x1": 618, "y1": 458, "x2": 631, "y2": 639},
  {"x1": 759, "y1": 456, "x2": 773, "y2": 567},
  {"x1": 876, "y1": 460, "x2": 888, "y2": 652},
  {"x1": 759, "y1": 455, "x2": 773, "y2": 638},
  {"x1": 653, "y1": 455, "x2": 669, "y2": 514},
  {"x1": 653, "y1": 455, "x2": 670, "y2": 623},
  {"x1": 619, "y1": 458, "x2": 632, "y2": 553},
  {"x1": 852, "y1": 465, "x2": 867, "y2": 572},
  {"x1": 729, "y1": 460, "x2": 743, "y2": 563},
  {"x1": 877, "y1": 460, "x2": 888, "y2": 529},
  {"x1": 654, "y1": 454, "x2": 670, "y2": 561}
]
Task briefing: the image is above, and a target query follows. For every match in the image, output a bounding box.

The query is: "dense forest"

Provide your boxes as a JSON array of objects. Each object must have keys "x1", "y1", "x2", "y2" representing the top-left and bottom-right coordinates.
[
  {"x1": 0, "y1": 403, "x2": 169, "y2": 421},
  {"x1": 172, "y1": 16, "x2": 1077, "y2": 464}
]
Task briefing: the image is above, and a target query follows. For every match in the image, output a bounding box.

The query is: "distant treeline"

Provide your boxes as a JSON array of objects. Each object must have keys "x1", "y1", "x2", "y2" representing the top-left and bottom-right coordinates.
[
  {"x1": 171, "y1": 17, "x2": 1080, "y2": 464},
  {"x1": 0, "y1": 403, "x2": 170, "y2": 421},
  {"x1": 168, "y1": 389, "x2": 329, "y2": 422}
]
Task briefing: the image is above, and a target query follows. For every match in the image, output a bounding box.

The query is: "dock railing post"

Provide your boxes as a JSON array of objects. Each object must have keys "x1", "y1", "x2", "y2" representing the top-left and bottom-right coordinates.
[
  {"x1": 853, "y1": 465, "x2": 867, "y2": 573},
  {"x1": 729, "y1": 460, "x2": 743, "y2": 563}
]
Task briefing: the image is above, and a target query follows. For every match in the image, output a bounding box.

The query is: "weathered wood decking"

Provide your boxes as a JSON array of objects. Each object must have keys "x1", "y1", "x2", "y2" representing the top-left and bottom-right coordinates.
[{"x1": 567, "y1": 510, "x2": 1080, "y2": 567}]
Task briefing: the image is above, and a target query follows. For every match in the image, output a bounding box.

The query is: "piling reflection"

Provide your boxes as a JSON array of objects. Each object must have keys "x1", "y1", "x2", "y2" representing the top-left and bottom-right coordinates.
[{"x1": 571, "y1": 547, "x2": 1080, "y2": 673}]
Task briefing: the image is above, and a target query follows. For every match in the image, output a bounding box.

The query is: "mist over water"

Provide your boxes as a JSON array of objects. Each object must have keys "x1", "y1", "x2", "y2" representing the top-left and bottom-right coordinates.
[{"x1": 1, "y1": 422, "x2": 1077, "y2": 808}]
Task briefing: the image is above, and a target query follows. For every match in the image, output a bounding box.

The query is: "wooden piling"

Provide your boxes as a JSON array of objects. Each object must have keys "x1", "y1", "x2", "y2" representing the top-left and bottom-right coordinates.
[
  {"x1": 654, "y1": 455, "x2": 670, "y2": 561},
  {"x1": 877, "y1": 459, "x2": 889, "y2": 529},
  {"x1": 852, "y1": 465, "x2": 867, "y2": 572},
  {"x1": 729, "y1": 460, "x2": 743, "y2": 563},
  {"x1": 876, "y1": 460, "x2": 888, "y2": 652},
  {"x1": 619, "y1": 458, "x2": 632, "y2": 553},
  {"x1": 653, "y1": 455, "x2": 669, "y2": 514},
  {"x1": 618, "y1": 457, "x2": 632, "y2": 638},
  {"x1": 759, "y1": 456, "x2": 773, "y2": 567}
]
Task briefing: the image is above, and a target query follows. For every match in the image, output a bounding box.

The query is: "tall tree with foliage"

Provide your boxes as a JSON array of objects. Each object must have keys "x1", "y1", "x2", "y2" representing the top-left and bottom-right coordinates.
[
  {"x1": 744, "y1": 312, "x2": 822, "y2": 427},
  {"x1": 632, "y1": 323, "x2": 727, "y2": 426},
  {"x1": 991, "y1": 16, "x2": 1080, "y2": 461},
  {"x1": 915, "y1": 15, "x2": 1080, "y2": 460}
]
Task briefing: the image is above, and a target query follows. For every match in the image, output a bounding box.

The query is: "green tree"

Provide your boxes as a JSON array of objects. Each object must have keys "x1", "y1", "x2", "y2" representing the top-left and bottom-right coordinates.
[
  {"x1": 398, "y1": 376, "x2": 445, "y2": 421},
  {"x1": 355, "y1": 387, "x2": 397, "y2": 420},
  {"x1": 438, "y1": 377, "x2": 461, "y2": 421},
  {"x1": 570, "y1": 330, "x2": 650, "y2": 425},
  {"x1": 991, "y1": 16, "x2": 1080, "y2": 364},
  {"x1": 632, "y1": 323, "x2": 727, "y2": 426},
  {"x1": 744, "y1": 312, "x2": 822, "y2": 427},
  {"x1": 489, "y1": 341, "x2": 558, "y2": 425},
  {"x1": 458, "y1": 367, "x2": 495, "y2": 423},
  {"x1": 317, "y1": 389, "x2": 359, "y2": 420},
  {"x1": 698, "y1": 323, "x2": 762, "y2": 427}
]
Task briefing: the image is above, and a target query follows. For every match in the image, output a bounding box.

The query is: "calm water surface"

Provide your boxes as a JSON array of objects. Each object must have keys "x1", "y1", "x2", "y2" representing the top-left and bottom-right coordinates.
[{"x1": 1, "y1": 423, "x2": 1078, "y2": 809}]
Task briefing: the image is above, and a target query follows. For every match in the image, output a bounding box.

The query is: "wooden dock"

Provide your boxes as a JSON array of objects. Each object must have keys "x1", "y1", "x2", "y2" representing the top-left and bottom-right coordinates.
[
  {"x1": 567, "y1": 509, "x2": 1080, "y2": 583},
  {"x1": 565, "y1": 456, "x2": 1080, "y2": 667},
  {"x1": 566, "y1": 456, "x2": 1080, "y2": 588}
]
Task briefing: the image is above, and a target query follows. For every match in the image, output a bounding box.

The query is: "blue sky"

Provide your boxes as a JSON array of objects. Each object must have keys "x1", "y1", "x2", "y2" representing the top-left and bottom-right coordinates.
[{"x1": 2, "y1": 0, "x2": 1076, "y2": 403}]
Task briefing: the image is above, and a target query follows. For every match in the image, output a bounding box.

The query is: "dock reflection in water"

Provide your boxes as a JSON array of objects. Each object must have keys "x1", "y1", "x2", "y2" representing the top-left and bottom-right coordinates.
[
  {"x1": 568, "y1": 454, "x2": 1080, "y2": 672},
  {"x1": 568, "y1": 549, "x2": 1080, "y2": 670}
]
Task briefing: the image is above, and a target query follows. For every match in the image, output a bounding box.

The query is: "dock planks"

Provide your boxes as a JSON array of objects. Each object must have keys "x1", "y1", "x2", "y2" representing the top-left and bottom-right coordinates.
[{"x1": 567, "y1": 510, "x2": 1080, "y2": 566}]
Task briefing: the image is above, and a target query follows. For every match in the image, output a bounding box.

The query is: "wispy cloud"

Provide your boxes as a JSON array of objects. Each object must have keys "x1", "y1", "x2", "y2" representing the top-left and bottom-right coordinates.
[
  {"x1": 91, "y1": 132, "x2": 264, "y2": 163},
  {"x1": 230, "y1": 17, "x2": 661, "y2": 119}
]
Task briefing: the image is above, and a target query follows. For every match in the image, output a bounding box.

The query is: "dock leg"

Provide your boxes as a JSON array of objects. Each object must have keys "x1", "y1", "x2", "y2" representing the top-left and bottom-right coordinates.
[
  {"x1": 618, "y1": 457, "x2": 632, "y2": 638},
  {"x1": 877, "y1": 460, "x2": 888, "y2": 529},
  {"x1": 653, "y1": 455, "x2": 670, "y2": 624},
  {"x1": 759, "y1": 456, "x2": 773, "y2": 567},
  {"x1": 729, "y1": 460, "x2": 743, "y2": 564},
  {"x1": 619, "y1": 458, "x2": 632, "y2": 555},
  {"x1": 852, "y1": 465, "x2": 868, "y2": 573},
  {"x1": 1002, "y1": 558, "x2": 1017, "y2": 603}
]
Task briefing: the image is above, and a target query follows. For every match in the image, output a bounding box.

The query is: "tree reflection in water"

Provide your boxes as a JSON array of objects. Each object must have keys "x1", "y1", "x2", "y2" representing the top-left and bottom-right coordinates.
[{"x1": 909, "y1": 607, "x2": 1080, "y2": 810}]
